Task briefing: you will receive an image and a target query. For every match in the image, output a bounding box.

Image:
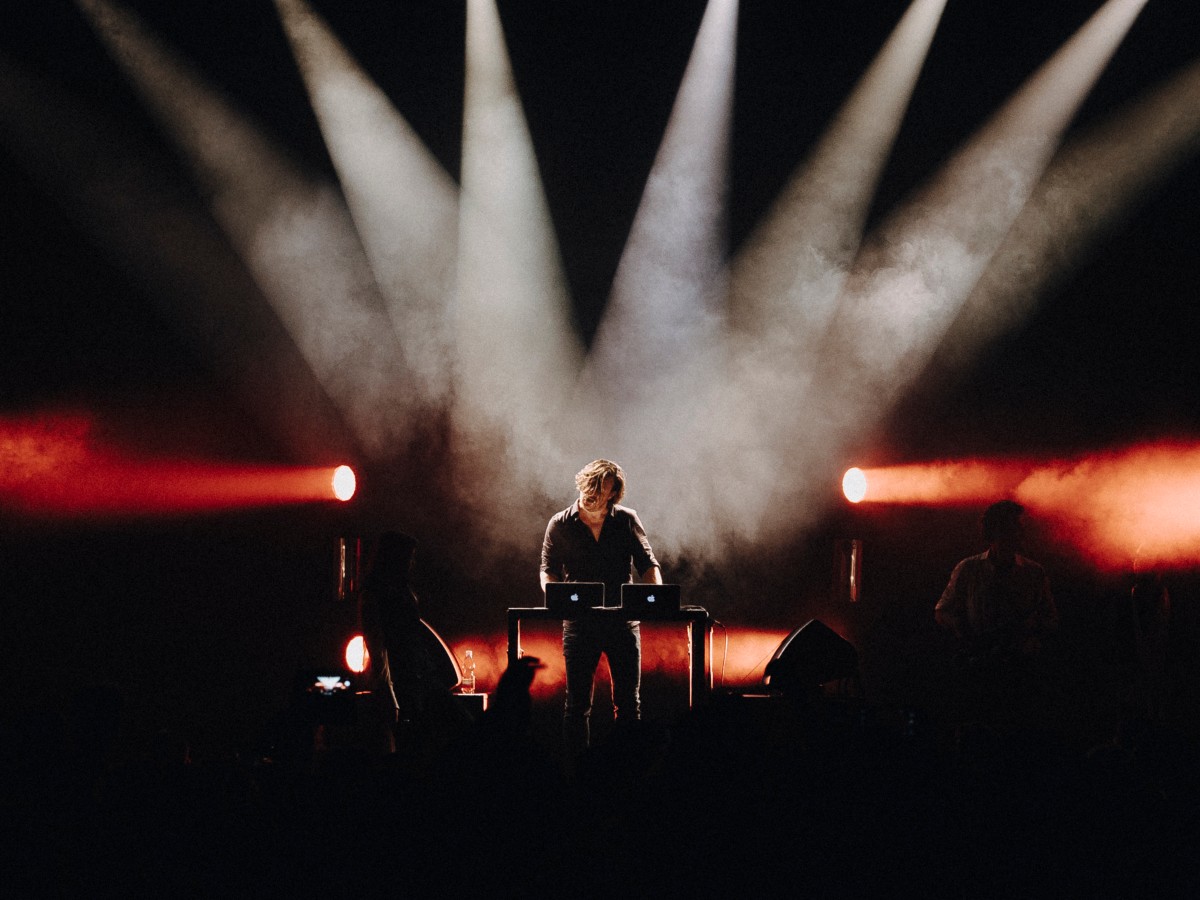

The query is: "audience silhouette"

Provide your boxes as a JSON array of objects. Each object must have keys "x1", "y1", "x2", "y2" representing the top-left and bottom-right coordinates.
[
  {"x1": 4, "y1": 650, "x2": 1199, "y2": 897},
  {"x1": 5, "y1": 569, "x2": 1200, "y2": 896}
]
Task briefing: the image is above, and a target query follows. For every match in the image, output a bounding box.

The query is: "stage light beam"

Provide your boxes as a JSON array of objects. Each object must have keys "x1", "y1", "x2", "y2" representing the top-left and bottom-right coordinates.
[
  {"x1": 812, "y1": 0, "x2": 1150, "y2": 414},
  {"x1": 575, "y1": 0, "x2": 739, "y2": 473},
  {"x1": 0, "y1": 412, "x2": 361, "y2": 517},
  {"x1": 456, "y1": 0, "x2": 584, "y2": 435},
  {"x1": 847, "y1": 460, "x2": 1034, "y2": 506},
  {"x1": 929, "y1": 55, "x2": 1200, "y2": 379},
  {"x1": 652, "y1": 0, "x2": 947, "y2": 556},
  {"x1": 78, "y1": 0, "x2": 418, "y2": 461},
  {"x1": 848, "y1": 442, "x2": 1200, "y2": 572},
  {"x1": 1016, "y1": 443, "x2": 1200, "y2": 572},
  {"x1": 273, "y1": 0, "x2": 460, "y2": 405},
  {"x1": 729, "y1": 0, "x2": 948, "y2": 337},
  {"x1": 700, "y1": 0, "x2": 1149, "y2": 555},
  {"x1": 0, "y1": 54, "x2": 352, "y2": 463},
  {"x1": 452, "y1": 0, "x2": 585, "y2": 536}
]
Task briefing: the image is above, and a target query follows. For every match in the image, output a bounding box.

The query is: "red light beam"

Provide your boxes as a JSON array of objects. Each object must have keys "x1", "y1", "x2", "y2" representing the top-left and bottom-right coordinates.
[
  {"x1": 1, "y1": 412, "x2": 353, "y2": 518},
  {"x1": 1016, "y1": 442, "x2": 1200, "y2": 572},
  {"x1": 848, "y1": 441, "x2": 1200, "y2": 571},
  {"x1": 846, "y1": 459, "x2": 1032, "y2": 505}
]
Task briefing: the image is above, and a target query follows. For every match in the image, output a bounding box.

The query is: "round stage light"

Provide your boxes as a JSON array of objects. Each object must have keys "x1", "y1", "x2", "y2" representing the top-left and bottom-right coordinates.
[
  {"x1": 842, "y1": 467, "x2": 867, "y2": 503},
  {"x1": 332, "y1": 465, "x2": 356, "y2": 501},
  {"x1": 345, "y1": 634, "x2": 369, "y2": 673}
]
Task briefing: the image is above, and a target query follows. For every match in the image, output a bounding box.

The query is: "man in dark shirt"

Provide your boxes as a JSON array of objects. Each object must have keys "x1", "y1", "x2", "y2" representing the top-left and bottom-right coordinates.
[
  {"x1": 936, "y1": 499, "x2": 1058, "y2": 659},
  {"x1": 935, "y1": 499, "x2": 1060, "y2": 731},
  {"x1": 540, "y1": 459, "x2": 662, "y2": 755}
]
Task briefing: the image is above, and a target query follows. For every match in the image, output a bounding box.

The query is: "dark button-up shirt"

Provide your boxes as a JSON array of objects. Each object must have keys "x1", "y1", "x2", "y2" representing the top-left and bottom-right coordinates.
[
  {"x1": 541, "y1": 501, "x2": 659, "y2": 604},
  {"x1": 936, "y1": 551, "x2": 1058, "y2": 648}
]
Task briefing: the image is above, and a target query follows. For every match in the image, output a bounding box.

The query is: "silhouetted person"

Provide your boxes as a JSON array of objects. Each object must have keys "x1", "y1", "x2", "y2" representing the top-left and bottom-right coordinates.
[
  {"x1": 360, "y1": 531, "x2": 466, "y2": 762},
  {"x1": 936, "y1": 500, "x2": 1058, "y2": 659},
  {"x1": 936, "y1": 500, "x2": 1059, "y2": 729},
  {"x1": 540, "y1": 459, "x2": 662, "y2": 757},
  {"x1": 416, "y1": 656, "x2": 570, "y2": 898},
  {"x1": 1123, "y1": 567, "x2": 1171, "y2": 721},
  {"x1": 485, "y1": 654, "x2": 546, "y2": 739}
]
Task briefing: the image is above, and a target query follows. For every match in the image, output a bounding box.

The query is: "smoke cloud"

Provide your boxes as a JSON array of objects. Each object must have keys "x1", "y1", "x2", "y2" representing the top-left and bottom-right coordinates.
[{"x1": 30, "y1": 0, "x2": 1188, "y2": 602}]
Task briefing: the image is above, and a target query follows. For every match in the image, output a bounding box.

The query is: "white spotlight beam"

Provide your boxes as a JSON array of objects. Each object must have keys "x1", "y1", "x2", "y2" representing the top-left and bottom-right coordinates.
[
  {"x1": 810, "y1": 0, "x2": 1150, "y2": 418},
  {"x1": 687, "y1": 0, "x2": 1149, "y2": 555},
  {"x1": 273, "y1": 0, "x2": 459, "y2": 405},
  {"x1": 0, "y1": 53, "x2": 352, "y2": 462},
  {"x1": 455, "y1": 0, "x2": 584, "y2": 468},
  {"x1": 729, "y1": 0, "x2": 948, "y2": 341},
  {"x1": 653, "y1": 0, "x2": 945, "y2": 556},
  {"x1": 757, "y1": 0, "x2": 1152, "y2": 520},
  {"x1": 77, "y1": 0, "x2": 418, "y2": 461},
  {"x1": 571, "y1": 0, "x2": 739, "y2": 496},
  {"x1": 930, "y1": 57, "x2": 1200, "y2": 378}
]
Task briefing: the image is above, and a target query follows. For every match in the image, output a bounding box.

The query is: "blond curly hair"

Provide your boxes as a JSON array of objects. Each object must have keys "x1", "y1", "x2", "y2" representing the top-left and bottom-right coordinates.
[{"x1": 574, "y1": 458, "x2": 626, "y2": 509}]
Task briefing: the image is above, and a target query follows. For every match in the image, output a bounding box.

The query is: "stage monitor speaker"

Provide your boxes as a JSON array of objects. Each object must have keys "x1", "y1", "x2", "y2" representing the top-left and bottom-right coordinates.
[
  {"x1": 418, "y1": 619, "x2": 464, "y2": 691},
  {"x1": 763, "y1": 619, "x2": 858, "y2": 693}
]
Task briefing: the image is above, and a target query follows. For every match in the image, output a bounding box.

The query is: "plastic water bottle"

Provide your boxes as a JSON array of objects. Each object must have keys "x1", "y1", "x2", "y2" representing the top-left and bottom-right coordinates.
[{"x1": 462, "y1": 649, "x2": 476, "y2": 693}]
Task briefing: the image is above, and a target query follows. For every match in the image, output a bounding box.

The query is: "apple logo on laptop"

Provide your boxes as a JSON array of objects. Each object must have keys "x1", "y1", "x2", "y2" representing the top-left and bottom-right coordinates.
[
  {"x1": 570, "y1": 592, "x2": 580, "y2": 603},
  {"x1": 647, "y1": 593, "x2": 656, "y2": 604}
]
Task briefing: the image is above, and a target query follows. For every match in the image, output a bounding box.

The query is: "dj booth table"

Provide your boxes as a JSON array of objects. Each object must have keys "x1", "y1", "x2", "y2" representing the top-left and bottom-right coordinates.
[{"x1": 506, "y1": 606, "x2": 713, "y2": 707}]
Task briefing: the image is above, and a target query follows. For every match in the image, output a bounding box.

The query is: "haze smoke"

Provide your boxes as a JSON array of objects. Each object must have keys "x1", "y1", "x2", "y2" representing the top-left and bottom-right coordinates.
[
  {"x1": 79, "y1": 0, "x2": 420, "y2": 461},
  {"x1": 42, "y1": 0, "x2": 1183, "y2": 594}
]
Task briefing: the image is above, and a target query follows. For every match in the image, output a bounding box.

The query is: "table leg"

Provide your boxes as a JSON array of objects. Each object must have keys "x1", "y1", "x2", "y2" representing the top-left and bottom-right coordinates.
[
  {"x1": 507, "y1": 614, "x2": 521, "y2": 666},
  {"x1": 688, "y1": 620, "x2": 707, "y2": 708}
]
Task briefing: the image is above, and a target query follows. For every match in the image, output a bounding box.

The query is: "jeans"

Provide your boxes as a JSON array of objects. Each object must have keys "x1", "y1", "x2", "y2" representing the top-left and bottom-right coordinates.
[{"x1": 562, "y1": 618, "x2": 641, "y2": 753}]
